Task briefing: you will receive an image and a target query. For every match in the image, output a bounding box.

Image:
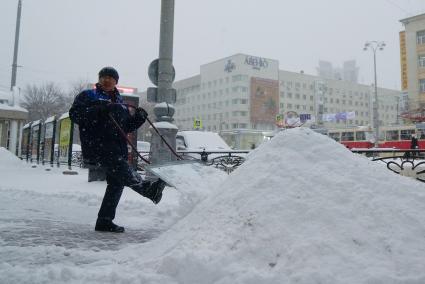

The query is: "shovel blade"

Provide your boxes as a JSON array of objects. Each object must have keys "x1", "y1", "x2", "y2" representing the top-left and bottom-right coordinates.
[{"x1": 144, "y1": 160, "x2": 227, "y2": 189}]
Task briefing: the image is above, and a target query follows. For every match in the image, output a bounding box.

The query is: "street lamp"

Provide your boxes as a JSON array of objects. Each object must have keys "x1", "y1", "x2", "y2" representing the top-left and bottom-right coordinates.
[{"x1": 363, "y1": 41, "x2": 385, "y2": 147}]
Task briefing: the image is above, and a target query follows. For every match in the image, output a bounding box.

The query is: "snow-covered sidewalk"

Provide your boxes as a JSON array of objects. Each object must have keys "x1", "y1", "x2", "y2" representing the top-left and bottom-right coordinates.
[{"x1": 2, "y1": 128, "x2": 425, "y2": 283}]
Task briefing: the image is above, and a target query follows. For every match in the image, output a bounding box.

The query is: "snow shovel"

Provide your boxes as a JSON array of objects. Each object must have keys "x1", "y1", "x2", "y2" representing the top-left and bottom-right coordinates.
[{"x1": 108, "y1": 109, "x2": 223, "y2": 189}]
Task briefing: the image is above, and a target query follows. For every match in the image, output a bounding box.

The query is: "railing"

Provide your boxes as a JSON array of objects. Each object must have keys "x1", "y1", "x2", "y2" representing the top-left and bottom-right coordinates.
[
  {"x1": 351, "y1": 149, "x2": 425, "y2": 183},
  {"x1": 137, "y1": 150, "x2": 249, "y2": 174},
  {"x1": 68, "y1": 149, "x2": 249, "y2": 174}
]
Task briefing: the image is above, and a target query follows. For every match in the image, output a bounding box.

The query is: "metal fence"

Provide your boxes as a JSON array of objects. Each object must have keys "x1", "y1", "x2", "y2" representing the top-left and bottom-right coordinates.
[{"x1": 351, "y1": 149, "x2": 425, "y2": 183}]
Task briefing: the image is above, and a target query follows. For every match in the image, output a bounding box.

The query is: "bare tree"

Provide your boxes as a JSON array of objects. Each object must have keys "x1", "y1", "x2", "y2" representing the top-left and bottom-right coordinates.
[
  {"x1": 57, "y1": 79, "x2": 91, "y2": 114},
  {"x1": 21, "y1": 82, "x2": 65, "y2": 121}
]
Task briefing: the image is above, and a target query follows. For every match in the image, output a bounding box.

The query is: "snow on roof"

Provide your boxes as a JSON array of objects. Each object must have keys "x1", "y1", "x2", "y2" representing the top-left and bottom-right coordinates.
[
  {"x1": 44, "y1": 116, "x2": 56, "y2": 124},
  {"x1": 31, "y1": 120, "x2": 41, "y2": 127},
  {"x1": 23, "y1": 122, "x2": 31, "y2": 128},
  {"x1": 151, "y1": 121, "x2": 178, "y2": 130},
  {"x1": 178, "y1": 130, "x2": 231, "y2": 150},
  {"x1": 0, "y1": 103, "x2": 28, "y2": 113},
  {"x1": 59, "y1": 112, "x2": 69, "y2": 120},
  {"x1": 139, "y1": 127, "x2": 425, "y2": 282}
]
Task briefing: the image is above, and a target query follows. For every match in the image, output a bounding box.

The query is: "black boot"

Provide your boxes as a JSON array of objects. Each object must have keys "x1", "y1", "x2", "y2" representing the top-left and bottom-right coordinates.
[
  {"x1": 144, "y1": 179, "x2": 166, "y2": 204},
  {"x1": 95, "y1": 218, "x2": 125, "y2": 233},
  {"x1": 130, "y1": 179, "x2": 166, "y2": 204}
]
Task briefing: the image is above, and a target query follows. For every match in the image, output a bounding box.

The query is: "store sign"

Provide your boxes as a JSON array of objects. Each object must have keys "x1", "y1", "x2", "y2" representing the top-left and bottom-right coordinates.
[
  {"x1": 193, "y1": 117, "x2": 203, "y2": 129},
  {"x1": 245, "y1": 56, "x2": 269, "y2": 70},
  {"x1": 399, "y1": 31, "x2": 408, "y2": 91},
  {"x1": 224, "y1": 60, "x2": 236, "y2": 73}
]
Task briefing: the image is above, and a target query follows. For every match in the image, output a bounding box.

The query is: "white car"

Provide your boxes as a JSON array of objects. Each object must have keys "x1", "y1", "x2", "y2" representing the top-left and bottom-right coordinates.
[
  {"x1": 176, "y1": 131, "x2": 232, "y2": 161},
  {"x1": 137, "y1": 141, "x2": 151, "y2": 152}
]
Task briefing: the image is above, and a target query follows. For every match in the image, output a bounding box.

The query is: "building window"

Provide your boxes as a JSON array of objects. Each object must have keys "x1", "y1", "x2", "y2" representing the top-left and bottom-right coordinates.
[
  {"x1": 295, "y1": 93, "x2": 300, "y2": 99},
  {"x1": 287, "y1": 103, "x2": 292, "y2": 109},
  {"x1": 419, "y1": 55, "x2": 425, "y2": 68},
  {"x1": 232, "y1": 75, "x2": 242, "y2": 82},
  {"x1": 310, "y1": 106, "x2": 314, "y2": 111},
  {"x1": 417, "y1": 30, "x2": 425, "y2": 45},
  {"x1": 302, "y1": 94, "x2": 306, "y2": 100},
  {"x1": 420, "y1": 79, "x2": 425, "y2": 93},
  {"x1": 310, "y1": 95, "x2": 313, "y2": 101},
  {"x1": 287, "y1": 93, "x2": 293, "y2": 98}
]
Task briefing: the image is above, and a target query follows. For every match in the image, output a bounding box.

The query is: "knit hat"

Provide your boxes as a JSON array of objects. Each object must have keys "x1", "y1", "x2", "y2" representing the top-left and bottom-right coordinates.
[{"x1": 98, "y1": 67, "x2": 119, "y2": 83}]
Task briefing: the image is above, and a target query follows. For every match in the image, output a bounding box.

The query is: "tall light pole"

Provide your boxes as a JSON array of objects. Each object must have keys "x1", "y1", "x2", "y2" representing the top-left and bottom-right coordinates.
[
  {"x1": 10, "y1": 0, "x2": 22, "y2": 91},
  {"x1": 363, "y1": 41, "x2": 385, "y2": 147}
]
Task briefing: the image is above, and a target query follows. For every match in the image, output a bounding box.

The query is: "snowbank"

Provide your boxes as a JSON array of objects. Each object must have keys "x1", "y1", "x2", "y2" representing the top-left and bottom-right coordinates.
[
  {"x1": 140, "y1": 128, "x2": 425, "y2": 283},
  {"x1": 0, "y1": 147, "x2": 22, "y2": 166}
]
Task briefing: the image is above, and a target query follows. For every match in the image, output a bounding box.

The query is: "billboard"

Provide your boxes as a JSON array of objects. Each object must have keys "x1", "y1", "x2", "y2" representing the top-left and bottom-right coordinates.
[
  {"x1": 30, "y1": 122, "x2": 41, "y2": 163},
  {"x1": 250, "y1": 77, "x2": 279, "y2": 125},
  {"x1": 59, "y1": 117, "x2": 72, "y2": 164},
  {"x1": 43, "y1": 119, "x2": 55, "y2": 165},
  {"x1": 400, "y1": 31, "x2": 408, "y2": 91}
]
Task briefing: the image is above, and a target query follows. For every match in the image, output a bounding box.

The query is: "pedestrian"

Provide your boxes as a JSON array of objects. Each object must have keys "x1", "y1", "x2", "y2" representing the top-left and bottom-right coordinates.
[
  {"x1": 411, "y1": 134, "x2": 419, "y2": 150},
  {"x1": 69, "y1": 67, "x2": 166, "y2": 233}
]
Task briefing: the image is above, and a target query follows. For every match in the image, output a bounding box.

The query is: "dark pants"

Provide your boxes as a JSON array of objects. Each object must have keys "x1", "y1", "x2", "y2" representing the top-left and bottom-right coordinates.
[{"x1": 97, "y1": 157, "x2": 148, "y2": 220}]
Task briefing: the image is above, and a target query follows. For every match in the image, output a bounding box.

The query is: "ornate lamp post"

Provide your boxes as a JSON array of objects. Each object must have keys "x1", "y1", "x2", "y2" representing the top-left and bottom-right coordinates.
[{"x1": 363, "y1": 41, "x2": 385, "y2": 147}]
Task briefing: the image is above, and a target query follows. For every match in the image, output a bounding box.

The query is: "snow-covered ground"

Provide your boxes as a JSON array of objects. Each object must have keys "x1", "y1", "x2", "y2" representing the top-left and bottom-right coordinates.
[{"x1": 1, "y1": 128, "x2": 425, "y2": 283}]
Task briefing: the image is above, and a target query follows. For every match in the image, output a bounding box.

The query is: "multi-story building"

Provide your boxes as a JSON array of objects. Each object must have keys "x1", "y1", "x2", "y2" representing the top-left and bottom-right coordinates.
[
  {"x1": 160, "y1": 54, "x2": 400, "y2": 134},
  {"x1": 400, "y1": 13, "x2": 425, "y2": 111},
  {"x1": 317, "y1": 60, "x2": 359, "y2": 83}
]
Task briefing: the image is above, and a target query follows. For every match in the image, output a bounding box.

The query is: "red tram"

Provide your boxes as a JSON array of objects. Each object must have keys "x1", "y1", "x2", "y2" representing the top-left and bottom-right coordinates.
[{"x1": 326, "y1": 125, "x2": 425, "y2": 150}]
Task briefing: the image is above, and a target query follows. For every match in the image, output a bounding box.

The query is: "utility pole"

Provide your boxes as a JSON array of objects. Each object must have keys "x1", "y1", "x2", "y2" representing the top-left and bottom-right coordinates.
[
  {"x1": 147, "y1": 0, "x2": 178, "y2": 172},
  {"x1": 10, "y1": 0, "x2": 22, "y2": 91}
]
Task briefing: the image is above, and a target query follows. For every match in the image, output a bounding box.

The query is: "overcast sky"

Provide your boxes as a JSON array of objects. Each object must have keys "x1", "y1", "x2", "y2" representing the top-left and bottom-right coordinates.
[{"x1": 1, "y1": 0, "x2": 425, "y2": 94}]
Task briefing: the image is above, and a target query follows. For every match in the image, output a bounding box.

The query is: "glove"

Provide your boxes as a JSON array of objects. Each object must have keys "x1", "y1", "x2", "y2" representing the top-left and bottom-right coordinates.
[{"x1": 135, "y1": 107, "x2": 148, "y2": 121}]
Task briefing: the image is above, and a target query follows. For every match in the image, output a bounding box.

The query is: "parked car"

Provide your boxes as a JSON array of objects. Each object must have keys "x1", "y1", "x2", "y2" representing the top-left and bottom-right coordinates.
[
  {"x1": 176, "y1": 131, "x2": 232, "y2": 161},
  {"x1": 137, "y1": 141, "x2": 151, "y2": 152}
]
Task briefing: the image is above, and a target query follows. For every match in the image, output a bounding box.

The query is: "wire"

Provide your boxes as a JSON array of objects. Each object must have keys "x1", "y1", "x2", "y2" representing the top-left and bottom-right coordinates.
[{"x1": 384, "y1": 0, "x2": 410, "y2": 14}]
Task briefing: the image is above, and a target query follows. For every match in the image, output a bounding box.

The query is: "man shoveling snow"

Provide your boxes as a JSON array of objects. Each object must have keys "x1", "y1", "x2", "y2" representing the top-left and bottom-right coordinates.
[{"x1": 69, "y1": 67, "x2": 166, "y2": 233}]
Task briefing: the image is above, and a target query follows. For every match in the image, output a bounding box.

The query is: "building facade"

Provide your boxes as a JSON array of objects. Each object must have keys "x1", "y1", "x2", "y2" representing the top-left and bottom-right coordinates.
[
  {"x1": 400, "y1": 13, "x2": 425, "y2": 110},
  {"x1": 0, "y1": 88, "x2": 28, "y2": 155},
  {"x1": 163, "y1": 54, "x2": 400, "y2": 133}
]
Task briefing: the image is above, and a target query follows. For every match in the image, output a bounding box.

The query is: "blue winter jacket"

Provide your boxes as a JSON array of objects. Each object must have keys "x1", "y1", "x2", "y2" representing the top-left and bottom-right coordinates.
[{"x1": 69, "y1": 84, "x2": 144, "y2": 166}]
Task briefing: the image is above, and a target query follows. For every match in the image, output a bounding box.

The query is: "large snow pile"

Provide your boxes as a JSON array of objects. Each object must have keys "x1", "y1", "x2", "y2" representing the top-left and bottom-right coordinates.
[{"x1": 138, "y1": 128, "x2": 425, "y2": 283}]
